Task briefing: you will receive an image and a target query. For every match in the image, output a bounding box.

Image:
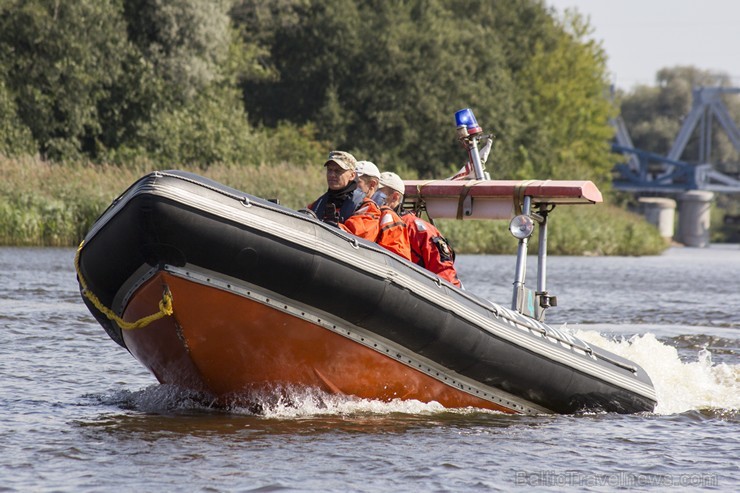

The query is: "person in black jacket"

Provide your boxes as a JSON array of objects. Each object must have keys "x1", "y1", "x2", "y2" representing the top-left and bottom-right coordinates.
[{"x1": 307, "y1": 151, "x2": 365, "y2": 225}]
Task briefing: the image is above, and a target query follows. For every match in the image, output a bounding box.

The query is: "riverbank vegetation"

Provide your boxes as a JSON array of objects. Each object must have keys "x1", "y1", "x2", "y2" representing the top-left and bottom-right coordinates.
[{"x1": 0, "y1": 157, "x2": 667, "y2": 255}]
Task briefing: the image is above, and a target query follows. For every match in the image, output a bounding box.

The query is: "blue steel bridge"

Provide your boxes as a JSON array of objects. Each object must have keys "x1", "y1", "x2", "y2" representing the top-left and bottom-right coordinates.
[{"x1": 612, "y1": 86, "x2": 740, "y2": 195}]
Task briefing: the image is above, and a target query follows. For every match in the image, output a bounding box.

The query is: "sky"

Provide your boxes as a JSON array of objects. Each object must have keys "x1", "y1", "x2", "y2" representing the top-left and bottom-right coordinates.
[{"x1": 546, "y1": 0, "x2": 740, "y2": 90}]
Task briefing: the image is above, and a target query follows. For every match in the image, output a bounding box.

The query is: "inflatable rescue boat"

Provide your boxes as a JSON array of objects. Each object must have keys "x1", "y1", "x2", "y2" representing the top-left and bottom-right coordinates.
[{"x1": 76, "y1": 169, "x2": 657, "y2": 414}]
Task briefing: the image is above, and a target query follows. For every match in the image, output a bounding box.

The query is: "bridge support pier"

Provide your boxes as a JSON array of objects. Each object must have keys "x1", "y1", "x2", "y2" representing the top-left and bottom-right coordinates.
[
  {"x1": 676, "y1": 191, "x2": 714, "y2": 247},
  {"x1": 638, "y1": 197, "x2": 676, "y2": 241}
]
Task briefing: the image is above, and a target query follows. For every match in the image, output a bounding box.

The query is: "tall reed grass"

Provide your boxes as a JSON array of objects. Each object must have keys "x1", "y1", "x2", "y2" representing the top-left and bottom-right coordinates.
[
  {"x1": 0, "y1": 157, "x2": 325, "y2": 246},
  {"x1": 0, "y1": 156, "x2": 666, "y2": 255}
]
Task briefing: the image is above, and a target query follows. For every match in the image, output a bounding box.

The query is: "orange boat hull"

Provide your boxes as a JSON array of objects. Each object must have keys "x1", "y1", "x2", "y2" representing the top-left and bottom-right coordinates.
[{"x1": 122, "y1": 272, "x2": 516, "y2": 413}]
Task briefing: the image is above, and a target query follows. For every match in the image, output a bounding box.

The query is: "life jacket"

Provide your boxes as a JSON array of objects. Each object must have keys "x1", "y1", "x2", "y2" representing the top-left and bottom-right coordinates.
[
  {"x1": 400, "y1": 211, "x2": 461, "y2": 287},
  {"x1": 377, "y1": 206, "x2": 412, "y2": 260},
  {"x1": 309, "y1": 184, "x2": 365, "y2": 224},
  {"x1": 340, "y1": 198, "x2": 381, "y2": 241}
]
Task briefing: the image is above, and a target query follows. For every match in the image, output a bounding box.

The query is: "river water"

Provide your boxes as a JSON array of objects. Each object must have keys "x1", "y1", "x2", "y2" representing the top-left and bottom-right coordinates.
[{"x1": 1, "y1": 246, "x2": 737, "y2": 491}]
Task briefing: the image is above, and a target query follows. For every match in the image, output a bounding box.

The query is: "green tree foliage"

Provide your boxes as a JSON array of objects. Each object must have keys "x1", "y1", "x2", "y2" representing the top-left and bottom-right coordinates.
[
  {"x1": 121, "y1": 88, "x2": 253, "y2": 167},
  {"x1": 0, "y1": 0, "x2": 271, "y2": 165},
  {"x1": 123, "y1": 0, "x2": 233, "y2": 102},
  {"x1": 1, "y1": 0, "x2": 617, "y2": 184},
  {"x1": 236, "y1": 0, "x2": 616, "y2": 182},
  {"x1": 0, "y1": 78, "x2": 35, "y2": 156},
  {"x1": 514, "y1": 10, "x2": 616, "y2": 184},
  {"x1": 0, "y1": 0, "x2": 131, "y2": 160},
  {"x1": 113, "y1": 0, "x2": 257, "y2": 165},
  {"x1": 237, "y1": 0, "x2": 517, "y2": 176}
]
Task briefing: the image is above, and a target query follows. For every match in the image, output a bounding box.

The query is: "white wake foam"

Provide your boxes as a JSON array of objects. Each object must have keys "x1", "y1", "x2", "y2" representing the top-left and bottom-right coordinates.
[{"x1": 575, "y1": 329, "x2": 740, "y2": 415}]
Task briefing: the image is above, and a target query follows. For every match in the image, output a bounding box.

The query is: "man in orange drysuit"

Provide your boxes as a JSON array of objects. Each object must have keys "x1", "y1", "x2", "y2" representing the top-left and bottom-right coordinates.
[
  {"x1": 370, "y1": 167, "x2": 411, "y2": 261},
  {"x1": 347, "y1": 161, "x2": 410, "y2": 260},
  {"x1": 339, "y1": 160, "x2": 382, "y2": 242},
  {"x1": 377, "y1": 172, "x2": 462, "y2": 288}
]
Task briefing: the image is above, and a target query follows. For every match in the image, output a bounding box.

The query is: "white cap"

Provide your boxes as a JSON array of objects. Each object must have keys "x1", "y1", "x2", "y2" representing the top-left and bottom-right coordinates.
[
  {"x1": 355, "y1": 161, "x2": 381, "y2": 180},
  {"x1": 379, "y1": 172, "x2": 405, "y2": 195}
]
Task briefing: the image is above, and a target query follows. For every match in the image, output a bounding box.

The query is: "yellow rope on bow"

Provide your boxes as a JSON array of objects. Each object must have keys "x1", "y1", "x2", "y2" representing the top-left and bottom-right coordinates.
[{"x1": 74, "y1": 241, "x2": 173, "y2": 330}]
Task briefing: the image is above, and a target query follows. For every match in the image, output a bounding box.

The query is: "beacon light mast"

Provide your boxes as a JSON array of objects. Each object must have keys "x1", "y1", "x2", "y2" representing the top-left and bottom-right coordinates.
[
  {"x1": 454, "y1": 108, "x2": 490, "y2": 180},
  {"x1": 454, "y1": 108, "x2": 556, "y2": 321}
]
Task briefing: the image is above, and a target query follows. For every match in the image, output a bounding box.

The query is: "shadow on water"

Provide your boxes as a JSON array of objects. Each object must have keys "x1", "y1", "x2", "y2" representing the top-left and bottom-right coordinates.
[
  {"x1": 75, "y1": 411, "x2": 553, "y2": 439},
  {"x1": 72, "y1": 373, "x2": 740, "y2": 443},
  {"x1": 74, "y1": 404, "x2": 740, "y2": 454},
  {"x1": 74, "y1": 384, "x2": 559, "y2": 440},
  {"x1": 74, "y1": 380, "x2": 739, "y2": 446}
]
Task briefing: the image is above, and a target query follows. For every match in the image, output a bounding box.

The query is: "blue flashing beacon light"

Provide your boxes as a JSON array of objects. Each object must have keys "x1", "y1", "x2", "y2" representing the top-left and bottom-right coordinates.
[{"x1": 454, "y1": 108, "x2": 482, "y2": 136}]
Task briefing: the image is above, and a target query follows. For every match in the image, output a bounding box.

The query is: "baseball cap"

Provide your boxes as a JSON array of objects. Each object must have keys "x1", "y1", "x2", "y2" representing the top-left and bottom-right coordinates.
[
  {"x1": 379, "y1": 172, "x2": 405, "y2": 195},
  {"x1": 325, "y1": 150, "x2": 357, "y2": 171},
  {"x1": 355, "y1": 161, "x2": 381, "y2": 180}
]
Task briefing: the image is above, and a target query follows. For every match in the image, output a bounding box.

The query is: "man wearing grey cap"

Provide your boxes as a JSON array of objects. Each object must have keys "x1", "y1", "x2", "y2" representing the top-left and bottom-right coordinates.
[{"x1": 308, "y1": 151, "x2": 365, "y2": 226}]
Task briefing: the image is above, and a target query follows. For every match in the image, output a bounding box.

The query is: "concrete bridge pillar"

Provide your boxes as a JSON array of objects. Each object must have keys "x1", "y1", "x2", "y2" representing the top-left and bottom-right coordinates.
[
  {"x1": 676, "y1": 191, "x2": 714, "y2": 247},
  {"x1": 638, "y1": 197, "x2": 676, "y2": 240}
]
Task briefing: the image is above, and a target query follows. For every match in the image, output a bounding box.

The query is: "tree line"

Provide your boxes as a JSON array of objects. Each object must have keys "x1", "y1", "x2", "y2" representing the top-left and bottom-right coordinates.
[
  {"x1": 0, "y1": 0, "x2": 618, "y2": 184},
  {"x1": 3, "y1": 1, "x2": 736, "y2": 191}
]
